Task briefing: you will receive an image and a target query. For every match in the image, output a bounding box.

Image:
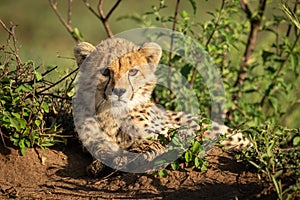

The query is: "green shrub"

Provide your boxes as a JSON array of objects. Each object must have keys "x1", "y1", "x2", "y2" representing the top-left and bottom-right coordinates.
[
  {"x1": 240, "y1": 125, "x2": 300, "y2": 199},
  {"x1": 0, "y1": 22, "x2": 73, "y2": 155}
]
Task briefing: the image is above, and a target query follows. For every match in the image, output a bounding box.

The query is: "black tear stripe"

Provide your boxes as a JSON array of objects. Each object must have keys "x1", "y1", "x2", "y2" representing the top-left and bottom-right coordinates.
[
  {"x1": 118, "y1": 58, "x2": 122, "y2": 72},
  {"x1": 128, "y1": 75, "x2": 135, "y2": 100},
  {"x1": 103, "y1": 76, "x2": 110, "y2": 100}
]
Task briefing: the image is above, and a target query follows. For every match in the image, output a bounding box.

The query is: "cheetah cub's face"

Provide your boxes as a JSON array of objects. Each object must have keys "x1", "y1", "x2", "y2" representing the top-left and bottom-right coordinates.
[
  {"x1": 75, "y1": 41, "x2": 162, "y2": 112},
  {"x1": 102, "y1": 43, "x2": 162, "y2": 110}
]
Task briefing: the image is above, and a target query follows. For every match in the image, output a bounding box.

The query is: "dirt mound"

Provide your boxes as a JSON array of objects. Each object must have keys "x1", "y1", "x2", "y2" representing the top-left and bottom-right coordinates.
[{"x1": 0, "y1": 140, "x2": 275, "y2": 199}]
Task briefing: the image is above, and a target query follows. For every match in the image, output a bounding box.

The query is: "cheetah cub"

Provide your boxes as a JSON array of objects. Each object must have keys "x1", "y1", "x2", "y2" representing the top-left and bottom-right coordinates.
[{"x1": 73, "y1": 38, "x2": 251, "y2": 176}]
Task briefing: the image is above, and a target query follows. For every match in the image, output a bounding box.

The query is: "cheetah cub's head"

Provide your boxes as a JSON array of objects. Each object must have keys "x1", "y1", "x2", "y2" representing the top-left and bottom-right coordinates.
[{"x1": 74, "y1": 39, "x2": 162, "y2": 112}]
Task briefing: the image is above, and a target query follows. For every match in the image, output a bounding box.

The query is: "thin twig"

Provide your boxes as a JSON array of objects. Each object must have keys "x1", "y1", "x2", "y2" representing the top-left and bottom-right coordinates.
[
  {"x1": 168, "y1": 0, "x2": 180, "y2": 102},
  {"x1": 240, "y1": 0, "x2": 252, "y2": 19},
  {"x1": 0, "y1": 20, "x2": 22, "y2": 71},
  {"x1": 205, "y1": 0, "x2": 225, "y2": 47},
  {"x1": 83, "y1": 0, "x2": 122, "y2": 38},
  {"x1": 49, "y1": 0, "x2": 79, "y2": 42},
  {"x1": 83, "y1": 0, "x2": 102, "y2": 20},
  {"x1": 68, "y1": 0, "x2": 73, "y2": 26},
  {"x1": 190, "y1": 0, "x2": 225, "y2": 89},
  {"x1": 259, "y1": 32, "x2": 300, "y2": 108},
  {"x1": 37, "y1": 67, "x2": 79, "y2": 94},
  {"x1": 0, "y1": 129, "x2": 7, "y2": 148},
  {"x1": 281, "y1": 0, "x2": 298, "y2": 55},
  {"x1": 106, "y1": 0, "x2": 122, "y2": 20},
  {"x1": 38, "y1": 93, "x2": 71, "y2": 100}
]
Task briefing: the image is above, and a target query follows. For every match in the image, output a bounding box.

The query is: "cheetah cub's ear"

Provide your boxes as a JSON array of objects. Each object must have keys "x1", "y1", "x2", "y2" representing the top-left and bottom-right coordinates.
[
  {"x1": 74, "y1": 42, "x2": 96, "y2": 66},
  {"x1": 139, "y1": 42, "x2": 162, "y2": 64}
]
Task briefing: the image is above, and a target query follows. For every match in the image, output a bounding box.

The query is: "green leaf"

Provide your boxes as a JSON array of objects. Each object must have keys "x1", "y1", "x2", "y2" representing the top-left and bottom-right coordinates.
[
  {"x1": 20, "y1": 147, "x2": 27, "y2": 155},
  {"x1": 34, "y1": 71, "x2": 43, "y2": 81},
  {"x1": 171, "y1": 161, "x2": 179, "y2": 170},
  {"x1": 19, "y1": 118, "x2": 27, "y2": 129},
  {"x1": 261, "y1": 50, "x2": 274, "y2": 64},
  {"x1": 188, "y1": 0, "x2": 197, "y2": 15},
  {"x1": 158, "y1": 169, "x2": 168, "y2": 178},
  {"x1": 184, "y1": 150, "x2": 193, "y2": 162},
  {"x1": 73, "y1": 27, "x2": 84, "y2": 42},
  {"x1": 41, "y1": 142, "x2": 55, "y2": 147},
  {"x1": 9, "y1": 117, "x2": 20, "y2": 130},
  {"x1": 67, "y1": 88, "x2": 75, "y2": 97},
  {"x1": 201, "y1": 164, "x2": 208, "y2": 171},
  {"x1": 293, "y1": 136, "x2": 300, "y2": 147},
  {"x1": 194, "y1": 157, "x2": 202, "y2": 169},
  {"x1": 12, "y1": 112, "x2": 21, "y2": 119},
  {"x1": 41, "y1": 102, "x2": 49, "y2": 113},
  {"x1": 15, "y1": 84, "x2": 33, "y2": 93},
  {"x1": 24, "y1": 138, "x2": 31, "y2": 147},
  {"x1": 191, "y1": 140, "x2": 201, "y2": 153},
  {"x1": 35, "y1": 119, "x2": 41, "y2": 127},
  {"x1": 274, "y1": 169, "x2": 283, "y2": 178}
]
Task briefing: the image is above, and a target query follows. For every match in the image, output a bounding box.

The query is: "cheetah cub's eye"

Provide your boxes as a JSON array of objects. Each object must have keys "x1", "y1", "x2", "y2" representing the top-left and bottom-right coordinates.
[
  {"x1": 128, "y1": 68, "x2": 139, "y2": 76},
  {"x1": 101, "y1": 68, "x2": 110, "y2": 77}
]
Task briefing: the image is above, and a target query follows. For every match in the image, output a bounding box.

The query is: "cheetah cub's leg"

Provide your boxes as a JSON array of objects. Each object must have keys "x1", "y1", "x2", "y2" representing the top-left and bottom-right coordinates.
[
  {"x1": 207, "y1": 121, "x2": 252, "y2": 150},
  {"x1": 167, "y1": 111, "x2": 251, "y2": 151}
]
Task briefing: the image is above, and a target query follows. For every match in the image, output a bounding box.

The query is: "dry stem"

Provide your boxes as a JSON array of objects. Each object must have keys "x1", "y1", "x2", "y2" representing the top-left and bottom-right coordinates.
[
  {"x1": 83, "y1": 0, "x2": 122, "y2": 38},
  {"x1": 0, "y1": 20, "x2": 22, "y2": 71}
]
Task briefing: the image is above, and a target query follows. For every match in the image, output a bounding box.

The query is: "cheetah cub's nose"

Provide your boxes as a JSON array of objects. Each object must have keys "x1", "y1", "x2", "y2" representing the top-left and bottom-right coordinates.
[{"x1": 113, "y1": 88, "x2": 126, "y2": 97}]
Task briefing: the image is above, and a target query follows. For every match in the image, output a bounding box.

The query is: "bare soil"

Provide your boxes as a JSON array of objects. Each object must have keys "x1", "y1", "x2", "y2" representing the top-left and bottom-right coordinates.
[{"x1": 0, "y1": 139, "x2": 276, "y2": 199}]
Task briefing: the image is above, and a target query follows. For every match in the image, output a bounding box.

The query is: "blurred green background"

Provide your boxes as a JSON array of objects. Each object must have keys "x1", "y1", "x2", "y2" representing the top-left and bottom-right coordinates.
[
  {"x1": 0, "y1": 0, "x2": 299, "y2": 128},
  {"x1": 0, "y1": 0, "x2": 209, "y2": 68}
]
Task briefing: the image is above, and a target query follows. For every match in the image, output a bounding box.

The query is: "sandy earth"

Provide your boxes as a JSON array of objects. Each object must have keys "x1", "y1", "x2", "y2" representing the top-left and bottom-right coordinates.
[{"x1": 0, "y1": 139, "x2": 276, "y2": 199}]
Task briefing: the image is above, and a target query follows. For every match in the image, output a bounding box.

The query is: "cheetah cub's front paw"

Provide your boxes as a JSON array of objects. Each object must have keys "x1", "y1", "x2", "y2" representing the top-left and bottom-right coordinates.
[{"x1": 86, "y1": 159, "x2": 111, "y2": 178}]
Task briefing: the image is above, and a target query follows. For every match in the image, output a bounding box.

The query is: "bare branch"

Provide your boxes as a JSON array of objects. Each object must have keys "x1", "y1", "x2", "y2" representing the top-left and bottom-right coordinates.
[
  {"x1": 97, "y1": 0, "x2": 105, "y2": 19},
  {"x1": 49, "y1": 0, "x2": 79, "y2": 42},
  {"x1": 233, "y1": 0, "x2": 267, "y2": 92},
  {"x1": 83, "y1": 0, "x2": 122, "y2": 38},
  {"x1": 83, "y1": 0, "x2": 102, "y2": 20},
  {"x1": 37, "y1": 67, "x2": 79, "y2": 94},
  {"x1": 239, "y1": 0, "x2": 252, "y2": 19},
  {"x1": 0, "y1": 20, "x2": 22, "y2": 71},
  {"x1": 68, "y1": 0, "x2": 73, "y2": 26},
  {"x1": 0, "y1": 128, "x2": 7, "y2": 149},
  {"x1": 190, "y1": 0, "x2": 225, "y2": 89},
  {"x1": 225, "y1": 0, "x2": 267, "y2": 120},
  {"x1": 106, "y1": 0, "x2": 122, "y2": 20},
  {"x1": 282, "y1": 0, "x2": 298, "y2": 52}
]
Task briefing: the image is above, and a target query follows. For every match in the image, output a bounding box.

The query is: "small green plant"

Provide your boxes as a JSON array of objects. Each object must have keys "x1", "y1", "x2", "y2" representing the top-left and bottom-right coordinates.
[
  {"x1": 155, "y1": 119, "x2": 210, "y2": 177},
  {"x1": 240, "y1": 125, "x2": 300, "y2": 199}
]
